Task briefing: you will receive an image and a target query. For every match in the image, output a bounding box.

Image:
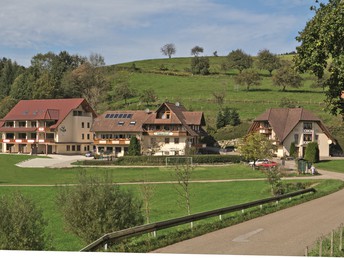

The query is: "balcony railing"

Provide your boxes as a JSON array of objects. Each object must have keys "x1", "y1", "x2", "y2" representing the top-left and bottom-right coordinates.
[
  {"x1": 146, "y1": 130, "x2": 187, "y2": 136},
  {"x1": 0, "y1": 139, "x2": 55, "y2": 144},
  {"x1": 94, "y1": 138, "x2": 131, "y2": 145}
]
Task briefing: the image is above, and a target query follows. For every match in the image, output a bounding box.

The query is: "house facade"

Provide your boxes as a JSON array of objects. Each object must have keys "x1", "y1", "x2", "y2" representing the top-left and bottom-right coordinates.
[
  {"x1": 248, "y1": 108, "x2": 335, "y2": 158},
  {"x1": 91, "y1": 102, "x2": 206, "y2": 156},
  {"x1": 0, "y1": 98, "x2": 97, "y2": 154}
]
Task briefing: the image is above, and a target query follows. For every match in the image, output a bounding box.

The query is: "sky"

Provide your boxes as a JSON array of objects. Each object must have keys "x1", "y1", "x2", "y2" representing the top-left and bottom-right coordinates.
[{"x1": 0, "y1": 0, "x2": 316, "y2": 67}]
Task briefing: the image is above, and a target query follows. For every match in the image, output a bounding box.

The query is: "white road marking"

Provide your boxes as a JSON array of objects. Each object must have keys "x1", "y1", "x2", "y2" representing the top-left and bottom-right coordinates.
[{"x1": 232, "y1": 228, "x2": 264, "y2": 243}]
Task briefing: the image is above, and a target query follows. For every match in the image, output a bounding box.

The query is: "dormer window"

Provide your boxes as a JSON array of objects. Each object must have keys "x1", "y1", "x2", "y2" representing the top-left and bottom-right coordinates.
[
  {"x1": 118, "y1": 121, "x2": 124, "y2": 126},
  {"x1": 304, "y1": 122, "x2": 312, "y2": 130}
]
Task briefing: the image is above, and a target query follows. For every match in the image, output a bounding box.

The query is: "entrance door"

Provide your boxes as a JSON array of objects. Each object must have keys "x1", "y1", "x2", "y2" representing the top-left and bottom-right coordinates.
[{"x1": 47, "y1": 145, "x2": 53, "y2": 154}]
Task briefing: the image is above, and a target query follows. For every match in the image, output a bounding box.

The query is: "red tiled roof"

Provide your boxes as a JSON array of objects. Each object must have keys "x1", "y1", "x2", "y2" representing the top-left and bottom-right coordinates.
[{"x1": 0, "y1": 98, "x2": 96, "y2": 129}]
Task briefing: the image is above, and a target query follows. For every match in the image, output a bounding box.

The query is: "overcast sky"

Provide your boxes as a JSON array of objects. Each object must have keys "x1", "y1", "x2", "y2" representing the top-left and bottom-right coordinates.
[{"x1": 0, "y1": 0, "x2": 315, "y2": 67}]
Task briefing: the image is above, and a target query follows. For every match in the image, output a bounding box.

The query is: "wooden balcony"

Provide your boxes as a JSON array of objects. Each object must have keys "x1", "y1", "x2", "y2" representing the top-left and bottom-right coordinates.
[
  {"x1": 146, "y1": 130, "x2": 187, "y2": 137},
  {"x1": 0, "y1": 138, "x2": 55, "y2": 144},
  {"x1": 94, "y1": 138, "x2": 131, "y2": 145}
]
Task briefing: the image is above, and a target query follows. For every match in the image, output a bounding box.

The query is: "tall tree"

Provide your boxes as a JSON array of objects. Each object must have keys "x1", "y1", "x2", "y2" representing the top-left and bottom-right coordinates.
[
  {"x1": 234, "y1": 68, "x2": 261, "y2": 90},
  {"x1": 139, "y1": 88, "x2": 158, "y2": 106},
  {"x1": 294, "y1": 0, "x2": 344, "y2": 118},
  {"x1": 272, "y1": 64, "x2": 302, "y2": 91},
  {"x1": 238, "y1": 132, "x2": 274, "y2": 166},
  {"x1": 191, "y1": 46, "x2": 204, "y2": 56},
  {"x1": 256, "y1": 49, "x2": 281, "y2": 76},
  {"x1": 161, "y1": 43, "x2": 176, "y2": 58},
  {"x1": 227, "y1": 49, "x2": 253, "y2": 73},
  {"x1": 128, "y1": 136, "x2": 141, "y2": 156}
]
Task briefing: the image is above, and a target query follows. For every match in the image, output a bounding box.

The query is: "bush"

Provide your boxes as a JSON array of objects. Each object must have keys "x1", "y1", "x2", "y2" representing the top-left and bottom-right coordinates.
[
  {"x1": 0, "y1": 192, "x2": 50, "y2": 250},
  {"x1": 80, "y1": 155, "x2": 243, "y2": 166},
  {"x1": 57, "y1": 172, "x2": 144, "y2": 243},
  {"x1": 304, "y1": 142, "x2": 320, "y2": 163}
]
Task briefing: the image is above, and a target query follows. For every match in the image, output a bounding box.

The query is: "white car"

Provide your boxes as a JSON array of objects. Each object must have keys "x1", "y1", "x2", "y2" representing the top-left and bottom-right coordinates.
[{"x1": 249, "y1": 159, "x2": 269, "y2": 166}]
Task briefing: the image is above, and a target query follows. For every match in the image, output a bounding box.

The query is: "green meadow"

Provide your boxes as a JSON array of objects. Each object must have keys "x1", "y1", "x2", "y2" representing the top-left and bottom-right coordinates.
[
  {"x1": 0, "y1": 154, "x2": 343, "y2": 251},
  {"x1": 101, "y1": 56, "x2": 343, "y2": 147}
]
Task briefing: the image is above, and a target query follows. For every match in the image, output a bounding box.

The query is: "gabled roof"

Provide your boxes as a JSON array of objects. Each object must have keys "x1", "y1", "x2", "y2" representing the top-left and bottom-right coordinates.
[
  {"x1": 144, "y1": 102, "x2": 205, "y2": 136},
  {"x1": 250, "y1": 108, "x2": 334, "y2": 142},
  {"x1": 91, "y1": 111, "x2": 149, "y2": 132},
  {"x1": 92, "y1": 102, "x2": 206, "y2": 137},
  {"x1": 0, "y1": 98, "x2": 96, "y2": 129}
]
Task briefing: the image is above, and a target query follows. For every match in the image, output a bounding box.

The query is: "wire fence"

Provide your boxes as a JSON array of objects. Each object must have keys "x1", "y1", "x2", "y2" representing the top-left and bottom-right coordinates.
[{"x1": 306, "y1": 224, "x2": 344, "y2": 257}]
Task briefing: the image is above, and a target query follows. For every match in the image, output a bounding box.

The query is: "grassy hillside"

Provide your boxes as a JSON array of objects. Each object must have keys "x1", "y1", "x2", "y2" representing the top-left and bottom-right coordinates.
[{"x1": 99, "y1": 55, "x2": 343, "y2": 149}]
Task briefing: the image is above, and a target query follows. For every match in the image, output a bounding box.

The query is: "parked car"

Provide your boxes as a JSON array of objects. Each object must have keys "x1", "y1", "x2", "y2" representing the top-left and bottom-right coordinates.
[
  {"x1": 248, "y1": 159, "x2": 269, "y2": 166},
  {"x1": 85, "y1": 151, "x2": 94, "y2": 157},
  {"x1": 219, "y1": 146, "x2": 235, "y2": 155},
  {"x1": 257, "y1": 160, "x2": 277, "y2": 168}
]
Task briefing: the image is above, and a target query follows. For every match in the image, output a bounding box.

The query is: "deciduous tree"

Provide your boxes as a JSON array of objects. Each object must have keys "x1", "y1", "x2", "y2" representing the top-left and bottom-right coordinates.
[
  {"x1": 294, "y1": 0, "x2": 344, "y2": 118},
  {"x1": 161, "y1": 43, "x2": 176, "y2": 58},
  {"x1": 227, "y1": 49, "x2": 253, "y2": 73},
  {"x1": 57, "y1": 172, "x2": 144, "y2": 243},
  {"x1": 256, "y1": 49, "x2": 281, "y2": 76},
  {"x1": 191, "y1": 46, "x2": 204, "y2": 56},
  {"x1": 234, "y1": 68, "x2": 261, "y2": 91},
  {"x1": 190, "y1": 56, "x2": 210, "y2": 75},
  {"x1": 139, "y1": 88, "x2": 158, "y2": 106},
  {"x1": 0, "y1": 192, "x2": 50, "y2": 250},
  {"x1": 272, "y1": 64, "x2": 302, "y2": 91},
  {"x1": 238, "y1": 132, "x2": 274, "y2": 166}
]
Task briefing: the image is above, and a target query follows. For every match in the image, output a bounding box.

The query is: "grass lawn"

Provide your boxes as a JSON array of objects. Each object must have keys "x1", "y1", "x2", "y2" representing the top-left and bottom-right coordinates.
[
  {"x1": 0, "y1": 154, "x2": 266, "y2": 185},
  {"x1": 316, "y1": 160, "x2": 344, "y2": 173},
  {"x1": 1, "y1": 154, "x2": 343, "y2": 251}
]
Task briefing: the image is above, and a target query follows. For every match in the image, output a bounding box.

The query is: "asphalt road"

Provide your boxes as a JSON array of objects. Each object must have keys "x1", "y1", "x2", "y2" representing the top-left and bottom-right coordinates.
[{"x1": 152, "y1": 170, "x2": 344, "y2": 256}]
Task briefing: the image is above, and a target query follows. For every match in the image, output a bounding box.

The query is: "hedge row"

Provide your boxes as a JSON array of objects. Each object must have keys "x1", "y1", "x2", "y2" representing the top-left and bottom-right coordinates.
[{"x1": 80, "y1": 154, "x2": 243, "y2": 166}]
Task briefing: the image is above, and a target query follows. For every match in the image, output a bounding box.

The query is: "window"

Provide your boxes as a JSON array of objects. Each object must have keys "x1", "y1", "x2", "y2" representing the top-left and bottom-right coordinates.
[
  {"x1": 165, "y1": 138, "x2": 170, "y2": 144},
  {"x1": 66, "y1": 145, "x2": 70, "y2": 151},
  {"x1": 87, "y1": 134, "x2": 90, "y2": 140},
  {"x1": 304, "y1": 122, "x2": 312, "y2": 130},
  {"x1": 77, "y1": 145, "x2": 81, "y2": 151},
  {"x1": 18, "y1": 121, "x2": 26, "y2": 127},
  {"x1": 303, "y1": 134, "x2": 312, "y2": 142},
  {"x1": 72, "y1": 145, "x2": 76, "y2": 151},
  {"x1": 294, "y1": 134, "x2": 299, "y2": 143},
  {"x1": 174, "y1": 138, "x2": 179, "y2": 144},
  {"x1": 31, "y1": 121, "x2": 37, "y2": 127},
  {"x1": 118, "y1": 121, "x2": 125, "y2": 126},
  {"x1": 81, "y1": 122, "x2": 84, "y2": 128},
  {"x1": 73, "y1": 110, "x2": 82, "y2": 116},
  {"x1": 82, "y1": 134, "x2": 85, "y2": 140},
  {"x1": 130, "y1": 121, "x2": 136, "y2": 126},
  {"x1": 87, "y1": 122, "x2": 90, "y2": 128},
  {"x1": 151, "y1": 138, "x2": 156, "y2": 145}
]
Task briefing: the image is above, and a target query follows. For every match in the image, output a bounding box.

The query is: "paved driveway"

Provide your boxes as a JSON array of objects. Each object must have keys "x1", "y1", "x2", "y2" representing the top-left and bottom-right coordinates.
[{"x1": 16, "y1": 154, "x2": 89, "y2": 168}]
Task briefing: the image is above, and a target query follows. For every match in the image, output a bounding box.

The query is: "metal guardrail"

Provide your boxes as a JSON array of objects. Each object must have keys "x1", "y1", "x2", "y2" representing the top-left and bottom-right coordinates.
[{"x1": 80, "y1": 188, "x2": 316, "y2": 252}]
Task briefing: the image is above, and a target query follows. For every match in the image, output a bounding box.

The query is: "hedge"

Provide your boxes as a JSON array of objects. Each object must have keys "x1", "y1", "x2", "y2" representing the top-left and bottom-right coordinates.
[{"x1": 79, "y1": 154, "x2": 243, "y2": 166}]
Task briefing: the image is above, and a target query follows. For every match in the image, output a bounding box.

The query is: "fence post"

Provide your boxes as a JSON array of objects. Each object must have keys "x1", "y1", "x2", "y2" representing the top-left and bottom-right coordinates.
[
  {"x1": 340, "y1": 224, "x2": 343, "y2": 251},
  {"x1": 305, "y1": 246, "x2": 308, "y2": 256},
  {"x1": 104, "y1": 243, "x2": 108, "y2": 251},
  {"x1": 319, "y1": 237, "x2": 322, "y2": 257},
  {"x1": 219, "y1": 214, "x2": 222, "y2": 221},
  {"x1": 331, "y1": 230, "x2": 334, "y2": 256}
]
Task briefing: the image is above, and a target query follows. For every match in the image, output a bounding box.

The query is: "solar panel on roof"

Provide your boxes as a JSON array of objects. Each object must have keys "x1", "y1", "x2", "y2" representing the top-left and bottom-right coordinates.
[
  {"x1": 127, "y1": 114, "x2": 133, "y2": 118},
  {"x1": 109, "y1": 114, "x2": 115, "y2": 118},
  {"x1": 105, "y1": 114, "x2": 110, "y2": 118},
  {"x1": 118, "y1": 114, "x2": 123, "y2": 118},
  {"x1": 123, "y1": 114, "x2": 128, "y2": 118},
  {"x1": 114, "y1": 114, "x2": 119, "y2": 118}
]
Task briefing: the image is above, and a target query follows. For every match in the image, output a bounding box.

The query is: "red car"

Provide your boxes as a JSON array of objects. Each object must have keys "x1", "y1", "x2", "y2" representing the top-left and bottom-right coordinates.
[{"x1": 256, "y1": 160, "x2": 277, "y2": 168}]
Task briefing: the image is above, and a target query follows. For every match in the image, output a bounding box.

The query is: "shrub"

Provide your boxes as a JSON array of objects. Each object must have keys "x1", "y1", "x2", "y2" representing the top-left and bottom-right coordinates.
[
  {"x1": 57, "y1": 172, "x2": 144, "y2": 243},
  {"x1": 0, "y1": 192, "x2": 50, "y2": 250},
  {"x1": 304, "y1": 142, "x2": 320, "y2": 163}
]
